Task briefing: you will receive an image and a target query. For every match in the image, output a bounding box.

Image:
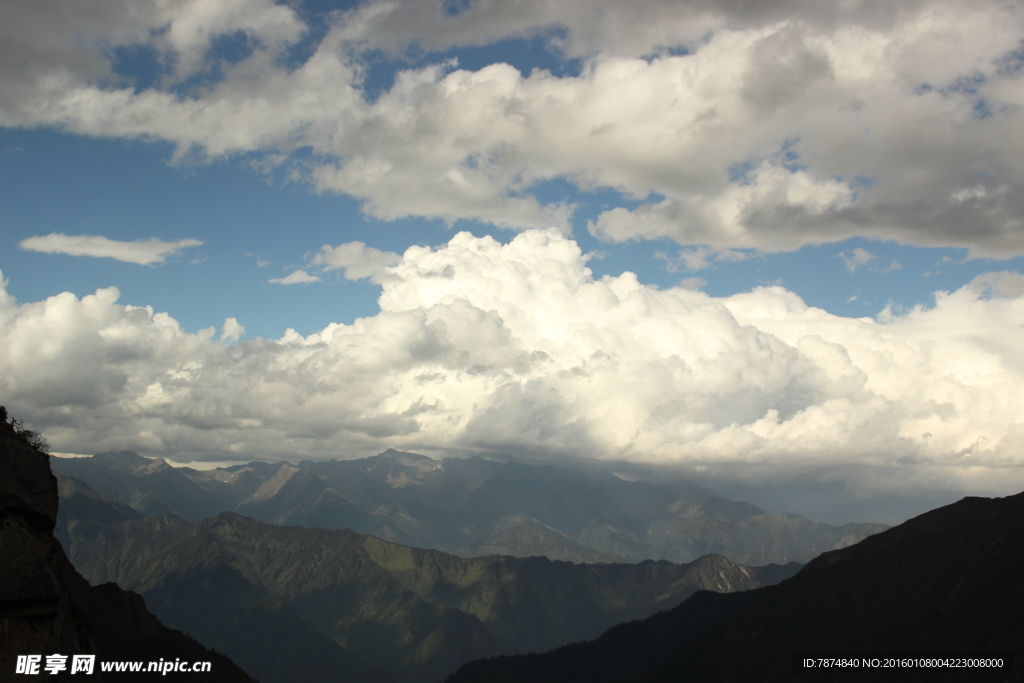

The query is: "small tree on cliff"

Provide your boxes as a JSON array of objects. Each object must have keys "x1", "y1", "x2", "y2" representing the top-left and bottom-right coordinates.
[{"x1": 0, "y1": 406, "x2": 50, "y2": 454}]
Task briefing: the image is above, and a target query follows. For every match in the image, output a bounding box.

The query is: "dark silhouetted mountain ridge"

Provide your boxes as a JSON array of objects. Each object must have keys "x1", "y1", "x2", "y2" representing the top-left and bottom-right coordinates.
[{"x1": 445, "y1": 490, "x2": 1024, "y2": 683}]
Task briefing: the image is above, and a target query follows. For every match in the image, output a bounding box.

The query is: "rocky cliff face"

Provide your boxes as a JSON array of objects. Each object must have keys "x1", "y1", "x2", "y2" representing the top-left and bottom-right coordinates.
[
  {"x1": 0, "y1": 408, "x2": 254, "y2": 683},
  {"x1": 0, "y1": 409, "x2": 96, "y2": 681}
]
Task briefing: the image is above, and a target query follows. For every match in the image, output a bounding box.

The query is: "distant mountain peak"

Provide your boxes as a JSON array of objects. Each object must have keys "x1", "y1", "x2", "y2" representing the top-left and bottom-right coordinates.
[
  {"x1": 92, "y1": 450, "x2": 172, "y2": 475},
  {"x1": 457, "y1": 514, "x2": 625, "y2": 564},
  {"x1": 378, "y1": 448, "x2": 437, "y2": 464},
  {"x1": 239, "y1": 462, "x2": 303, "y2": 505}
]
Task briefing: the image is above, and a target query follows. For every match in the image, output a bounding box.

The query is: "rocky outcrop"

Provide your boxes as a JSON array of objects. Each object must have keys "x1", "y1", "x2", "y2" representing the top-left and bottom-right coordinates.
[
  {"x1": 0, "y1": 408, "x2": 95, "y2": 681},
  {"x1": 0, "y1": 408, "x2": 254, "y2": 682}
]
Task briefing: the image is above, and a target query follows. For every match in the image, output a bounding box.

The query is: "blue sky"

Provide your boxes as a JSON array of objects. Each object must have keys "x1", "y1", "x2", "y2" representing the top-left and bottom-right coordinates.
[
  {"x1": 2, "y1": 127, "x2": 1013, "y2": 340},
  {"x1": 2, "y1": 0, "x2": 1024, "y2": 521}
]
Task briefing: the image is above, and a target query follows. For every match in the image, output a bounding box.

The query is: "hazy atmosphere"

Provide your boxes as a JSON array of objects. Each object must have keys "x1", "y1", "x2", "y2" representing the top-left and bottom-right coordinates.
[{"x1": 3, "y1": 0, "x2": 1024, "y2": 523}]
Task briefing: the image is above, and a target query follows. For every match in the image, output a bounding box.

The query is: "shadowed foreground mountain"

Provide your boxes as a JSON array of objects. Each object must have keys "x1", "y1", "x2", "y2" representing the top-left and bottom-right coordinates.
[
  {"x1": 0, "y1": 409, "x2": 254, "y2": 683},
  {"x1": 65, "y1": 506, "x2": 798, "y2": 683},
  {"x1": 446, "y1": 490, "x2": 1024, "y2": 683},
  {"x1": 53, "y1": 449, "x2": 886, "y2": 566}
]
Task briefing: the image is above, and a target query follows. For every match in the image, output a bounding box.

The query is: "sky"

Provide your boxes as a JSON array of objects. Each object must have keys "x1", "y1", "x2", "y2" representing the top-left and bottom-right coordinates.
[{"x1": 2, "y1": 0, "x2": 1024, "y2": 523}]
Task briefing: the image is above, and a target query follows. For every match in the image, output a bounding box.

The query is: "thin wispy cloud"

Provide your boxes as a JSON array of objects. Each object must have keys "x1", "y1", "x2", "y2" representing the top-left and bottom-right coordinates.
[
  {"x1": 245, "y1": 252, "x2": 271, "y2": 268},
  {"x1": 269, "y1": 269, "x2": 321, "y2": 285},
  {"x1": 18, "y1": 233, "x2": 202, "y2": 265},
  {"x1": 268, "y1": 242, "x2": 400, "y2": 284},
  {"x1": 658, "y1": 247, "x2": 761, "y2": 272},
  {"x1": 680, "y1": 277, "x2": 707, "y2": 291},
  {"x1": 311, "y1": 241, "x2": 401, "y2": 281},
  {"x1": 837, "y1": 248, "x2": 902, "y2": 273},
  {"x1": 838, "y1": 248, "x2": 876, "y2": 273}
]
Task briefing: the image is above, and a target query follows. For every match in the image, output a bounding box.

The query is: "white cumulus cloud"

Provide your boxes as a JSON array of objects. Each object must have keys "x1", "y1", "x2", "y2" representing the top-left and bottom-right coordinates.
[
  {"x1": 1, "y1": 231, "x2": 1023, "y2": 499},
  {"x1": 220, "y1": 317, "x2": 245, "y2": 342}
]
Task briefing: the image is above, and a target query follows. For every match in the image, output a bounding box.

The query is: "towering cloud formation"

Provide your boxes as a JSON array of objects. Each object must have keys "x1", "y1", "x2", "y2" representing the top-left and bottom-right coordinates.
[{"x1": 2, "y1": 230, "x2": 1022, "y2": 496}]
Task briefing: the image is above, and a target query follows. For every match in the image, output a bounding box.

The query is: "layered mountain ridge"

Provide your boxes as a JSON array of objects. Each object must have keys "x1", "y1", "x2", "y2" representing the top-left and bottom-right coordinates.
[
  {"x1": 63, "y1": 499, "x2": 798, "y2": 683},
  {"x1": 54, "y1": 449, "x2": 886, "y2": 566},
  {"x1": 446, "y1": 489, "x2": 1024, "y2": 682}
]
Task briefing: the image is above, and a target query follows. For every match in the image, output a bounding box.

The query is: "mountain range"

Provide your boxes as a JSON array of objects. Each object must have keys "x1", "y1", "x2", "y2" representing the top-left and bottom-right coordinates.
[
  {"x1": 16, "y1": 427, "x2": 1019, "y2": 682},
  {"x1": 58, "y1": 475, "x2": 798, "y2": 683},
  {"x1": 446, "y1": 489, "x2": 1024, "y2": 682},
  {"x1": 53, "y1": 449, "x2": 886, "y2": 566}
]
